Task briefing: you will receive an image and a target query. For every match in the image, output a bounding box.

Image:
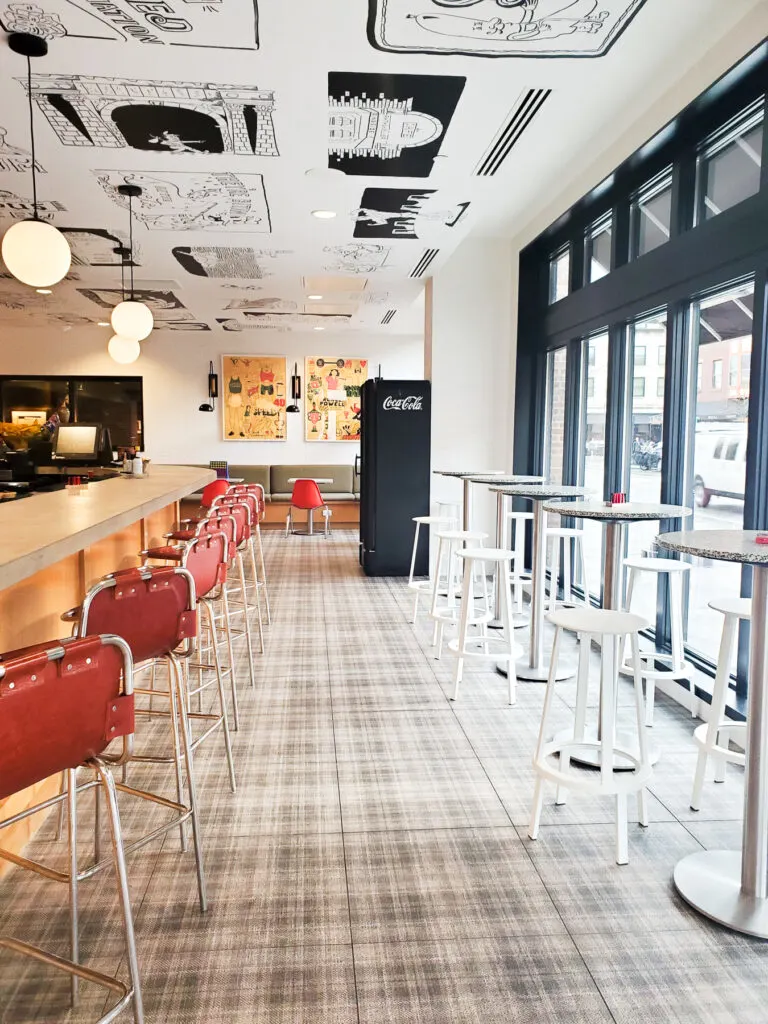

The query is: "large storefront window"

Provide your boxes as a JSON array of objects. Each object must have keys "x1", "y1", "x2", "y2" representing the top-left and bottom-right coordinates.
[
  {"x1": 544, "y1": 347, "x2": 568, "y2": 483},
  {"x1": 578, "y1": 332, "x2": 609, "y2": 598},
  {"x1": 683, "y1": 279, "x2": 754, "y2": 666},
  {"x1": 696, "y1": 102, "x2": 763, "y2": 223}
]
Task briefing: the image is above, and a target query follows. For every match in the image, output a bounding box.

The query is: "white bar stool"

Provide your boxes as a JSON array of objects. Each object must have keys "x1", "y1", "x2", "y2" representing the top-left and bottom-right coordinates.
[
  {"x1": 620, "y1": 556, "x2": 694, "y2": 724},
  {"x1": 507, "y1": 511, "x2": 533, "y2": 614},
  {"x1": 447, "y1": 547, "x2": 521, "y2": 705},
  {"x1": 429, "y1": 529, "x2": 488, "y2": 658},
  {"x1": 528, "y1": 606, "x2": 652, "y2": 865},
  {"x1": 409, "y1": 515, "x2": 454, "y2": 623},
  {"x1": 546, "y1": 526, "x2": 588, "y2": 612},
  {"x1": 434, "y1": 501, "x2": 461, "y2": 527},
  {"x1": 690, "y1": 596, "x2": 750, "y2": 811}
]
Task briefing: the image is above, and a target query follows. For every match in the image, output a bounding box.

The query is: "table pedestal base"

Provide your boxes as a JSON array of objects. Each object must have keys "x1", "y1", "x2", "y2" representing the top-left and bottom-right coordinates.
[
  {"x1": 552, "y1": 726, "x2": 660, "y2": 769},
  {"x1": 488, "y1": 611, "x2": 529, "y2": 631},
  {"x1": 514, "y1": 657, "x2": 578, "y2": 682},
  {"x1": 674, "y1": 850, "x2": 768, "y2": 939}
]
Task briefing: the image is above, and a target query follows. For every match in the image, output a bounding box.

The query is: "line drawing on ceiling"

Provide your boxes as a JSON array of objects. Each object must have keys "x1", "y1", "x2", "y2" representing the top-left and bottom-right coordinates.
[
  {"x1": 353, "y1": 188, "x2": 469, "y2": 240},
  {"x1": 328, "y1": 72, "x2": 464, "y2": 177},
  {"x1": 223, "y1": 298, "x2": 298, "y2": 312},
  {"x1": 0, "y1": 125, "x2": 45, "y2": 173},
  {"x1": 0, "y1": 189, "x2": 65, "y2": 221},
  {"x1": 217, "y1": 318, "x2": 288, "y2": 333},
  {"x1": 367, "y1": 0, "x2": 648, "y2": 58},
  {"x1": 95, "y1": 171, "x2": 272, "y2": 232},
  {"x1": 62, "y1": 227, "x2": 139, "y2": 266},
  {"x1": 0, "y1": 0, "x2": 260, "y2": 48},
  {"x1": 172, "y1": 246, "x2": 291, "y2": 278},
  {"x1": 25, "y1": 75, "x2": 278, "y2": 156},
  {"x1": 77, "y1": 284, "x2": 208, "y2": 328},
  {"x1": 242, "y1": 312, "x2": 352, "y2": 325},
  {"x1": 322, "y1": 243, "x2": 394, "y2": 274}
]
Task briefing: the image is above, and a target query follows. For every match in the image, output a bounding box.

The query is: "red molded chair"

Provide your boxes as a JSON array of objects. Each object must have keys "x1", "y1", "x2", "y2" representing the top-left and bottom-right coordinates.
[
  {"x1": 0, "y1": 635, "x2": 143, "y2": 1024},
  {"x1": 76, "y1": 566, "x2": 208, "y2": 913},
  {"x1": 286, "y1": 479, "x2": 331, "y2": 537},
  {"x1": 200, "y1": 479, "x2": 230, "y2": 509}
]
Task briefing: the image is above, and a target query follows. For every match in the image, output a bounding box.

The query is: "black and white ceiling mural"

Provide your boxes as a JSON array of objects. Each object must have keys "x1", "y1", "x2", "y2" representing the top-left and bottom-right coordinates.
[
  {"x1": 368, "y1": 0, "x2": 648, "y2": 58},
  {"x1": 0, "y1": 0, "x2": 259, "y2": 49},
  {"x1": 26, "y1": 75, "x2": 278, "y2": 156},
  {"x1": 0, "y1": 0, "x2": 724, "y2": 336},
  {"x1": 95, "y1": 171, "x2": 271, "y2": 232},
  {"x1": 328, "y1": 72, "x2": 465, "y2": 177},
  {"x1": 354, "y1": 188, "x2": 469, "y2": 239}
]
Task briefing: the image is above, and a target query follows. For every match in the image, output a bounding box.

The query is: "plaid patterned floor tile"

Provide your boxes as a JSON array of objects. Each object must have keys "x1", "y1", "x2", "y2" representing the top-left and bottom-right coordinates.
[{"x1": 332, "y1": 709, "x2": 477, "y2": 762}]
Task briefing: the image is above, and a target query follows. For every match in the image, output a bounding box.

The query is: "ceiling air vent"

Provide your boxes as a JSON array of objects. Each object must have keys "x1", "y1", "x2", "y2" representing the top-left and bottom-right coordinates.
[
  {"x1": 381, "y1": 309, "x2": 396, "y2": 325},
  {"x1": 410, "y1": 249, "x2": 439, "y2": 278},
  {"x1": 474, "y1": 89, "x2": 552, "y2": 177}
]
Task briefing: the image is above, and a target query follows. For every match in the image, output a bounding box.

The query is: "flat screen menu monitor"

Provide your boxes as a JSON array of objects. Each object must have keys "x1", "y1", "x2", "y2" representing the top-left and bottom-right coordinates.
[{"x1": 53, "y1": 423, "x2": 101, "y2": 461}]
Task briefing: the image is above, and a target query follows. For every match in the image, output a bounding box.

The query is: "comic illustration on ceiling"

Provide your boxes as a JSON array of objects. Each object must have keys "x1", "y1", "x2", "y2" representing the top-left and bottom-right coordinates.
[
  {"x1": 0, "y1": 0, "x2": 260, "y2": 49},
  {"x1": 95, "y1": 171, "x2": 271, "y2": 232},
  {"x1": 172, "y1": 246, "x2": 291, "y2": 278},
  {"x1": 217, "y1": 318, "x2": 287, "y2": 333},
  {"x1": 77, "y1": 284, "x2": 209, "y2": 329},
  {"x1": 367, "y1": 0, "x2": 647, "y2": 58},
  {"x1": 223, "y1": 298, "x2": 298, "y2": 312},
  {"x1": 26, "y1": 76, "x2": 278, "y2": 156},
  {"x1": 0, "y1": 125, "x2": 44, "y2": 173},
  {"x1": 322, "y1": 243, "x2": 395, "y2": 275},
  {"x1": 305, "y1": 357, "x2": 368, "y2": 442},
  {"x1": 328, "y1": 72, "x2": 465, "y2": 177},
  {"x1": 222, "y1": 355, "x2": 287, "y2": 442},
  {"x1": 0, "y1": 189, "x2": 64, "y2": 221},
  {"x1": 353, "y1": 188, "x2": 469, "y2": 239},
  {"x1": 62, "y1": 228, "x2": 139, "y2": 267}
]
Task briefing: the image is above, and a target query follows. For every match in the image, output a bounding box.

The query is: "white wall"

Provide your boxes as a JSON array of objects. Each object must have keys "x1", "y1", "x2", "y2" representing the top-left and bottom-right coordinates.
[
  {"x1": 430, "y1": 237, "x2": 516, "y2": 536},
  {"x1": 0, "y1": 325, "x2": 423, "y2": 466}
]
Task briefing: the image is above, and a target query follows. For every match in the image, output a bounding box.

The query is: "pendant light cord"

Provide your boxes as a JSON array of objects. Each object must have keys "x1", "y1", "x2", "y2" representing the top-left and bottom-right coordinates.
[
  {"x1": 128, "y1": 191, "x2": 135, "y2": 300},
  {"x1": 26, "y1": 55, "x2": 38, "y2": 220}
]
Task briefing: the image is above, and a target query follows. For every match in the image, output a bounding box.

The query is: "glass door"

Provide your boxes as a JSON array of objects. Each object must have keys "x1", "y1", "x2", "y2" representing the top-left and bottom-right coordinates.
[{"x1": 577, "y1": 331, "x2": 610, "y2": 600}]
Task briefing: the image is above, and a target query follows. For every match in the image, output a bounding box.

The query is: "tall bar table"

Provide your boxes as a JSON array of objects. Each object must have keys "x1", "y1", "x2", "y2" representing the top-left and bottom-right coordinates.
[
  {"x1": 657, "y1": 530, "x2": 768, "y2": 939},
  {"x1": 466, "y1": 474, "x2": 545, "y2": 629},
  {"x1": 490, "y1": 484, "x2": 587, "y2": 681},
  {"x1": 433, "y1": 470, "x2": 505, "y2": 532},
  {"x1": 543, "y1": 501, "x2": 691, "y2": 767}
]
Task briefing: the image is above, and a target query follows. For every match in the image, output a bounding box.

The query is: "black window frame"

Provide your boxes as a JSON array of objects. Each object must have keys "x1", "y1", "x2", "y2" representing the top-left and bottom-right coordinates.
[{"x1": 514, "y1": 40, "x2": 768, "y2": 718}]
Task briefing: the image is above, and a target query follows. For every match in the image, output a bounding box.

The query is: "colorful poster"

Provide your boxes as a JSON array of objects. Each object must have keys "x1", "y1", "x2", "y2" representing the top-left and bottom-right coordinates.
[
  {"x1": 305, "y1": 357, "x2": 368, "y2": 442},
  {"x1": 222, "y1": 355, "x2": 286, "y2": 441}
]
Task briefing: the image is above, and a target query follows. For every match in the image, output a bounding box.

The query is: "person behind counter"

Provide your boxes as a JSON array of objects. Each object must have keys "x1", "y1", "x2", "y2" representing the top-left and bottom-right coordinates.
[{"x1": 44, "y1": 394, "x2": 70, "y2": 435}]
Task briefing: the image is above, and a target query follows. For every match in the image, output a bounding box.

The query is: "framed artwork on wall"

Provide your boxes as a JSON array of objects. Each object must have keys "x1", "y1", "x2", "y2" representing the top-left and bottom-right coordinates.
[
  {"x1": 222, "y1": 354, "x2": 287, "y2": 441},
  {"x1": 305, "y1": 357, "x2": 368, "y2": 441}
]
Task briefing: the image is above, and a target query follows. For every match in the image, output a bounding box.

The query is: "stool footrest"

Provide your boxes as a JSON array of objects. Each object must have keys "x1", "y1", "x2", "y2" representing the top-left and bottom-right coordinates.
[
  {"x1": 692, "y1": 722, "x2": 746, "y2": 766},
  {"x1": 447, "y1": 636, "x2": 524, "y2": 660}
]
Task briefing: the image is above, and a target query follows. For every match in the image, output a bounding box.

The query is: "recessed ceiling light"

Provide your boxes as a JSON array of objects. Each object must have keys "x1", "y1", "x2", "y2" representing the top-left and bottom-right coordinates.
[
  {"x1": 311, "y1": 209, "x2": 337, "y2": 219},
  {"x1": 307, "y1": 294, "x2": 323, "y2": 300},
  {"x1": 98, "y1": 321, "x2": 110, "y2": 326},
  {"x1": 36, "y1": 288, "x2": 52, "y2": 294},
  {"x1": 314, "y1": 326, "x2": 325, "y2": 331}
]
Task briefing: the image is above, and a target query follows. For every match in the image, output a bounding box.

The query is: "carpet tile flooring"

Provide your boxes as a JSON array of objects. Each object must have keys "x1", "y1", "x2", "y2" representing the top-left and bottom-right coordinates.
[{"x1": 0, "y1": 529, "x2": 762, "y2": 1022}]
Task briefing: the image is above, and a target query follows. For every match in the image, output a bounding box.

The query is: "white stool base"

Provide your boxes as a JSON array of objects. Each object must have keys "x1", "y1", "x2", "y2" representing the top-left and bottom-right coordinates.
[
  {"x1": 553, "y1": 725, "x2": 661, "y2": 769},
  {"x1": 675, "y1": 850, "x2": 768, "y2": 939},
  {"x1": 516, "y1": 657, "x2": 578, "y2": 682}
]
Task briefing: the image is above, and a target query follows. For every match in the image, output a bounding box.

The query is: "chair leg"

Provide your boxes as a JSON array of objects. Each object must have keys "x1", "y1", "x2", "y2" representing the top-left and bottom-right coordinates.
[
  {"x1": 170, "y1": 655, "x2": 208, "y2": 913},
  {"x1": 451, "y1": 568, "x2": 473, "y2": 700},
  {"x1": 691, "y1": 612, "x2": 738, "y2": 810},
  {"x1": 168, "y1": 665, "x2": 189, "y2": 853},
  {"x1": 236, "y1": 554, "x2": 257, "y2": 688},
  {"x1": 220, "y1": 587, "x2": 240, "y2": 732},
  {"x1": 549, "y1": 537, "x2": 560, "y2": 613},
  {"x1": 500, "y1": 560, "x2": 517, "y2": 707},
  {"x1": 615, "y1": 793, "x2": 629, "y2": 866},
  {"x1": 528, "y1": 777, "x2": 545, "y2": 841},
  {"x1": 637, "y1": 787, "x2": 649, "y2": 828},
  {"x1": 254, "y1": 526, "x2": 271, "y2": 625},
  {"x1": 204, "y1": 599, "x2": 236, "y2": 794},
  {"x1": 563, "y1": 540, "x2": 572, "y2": 605},
  {"x1": 66, "y1": 768, "x2": 80, "y2": 1008},
  {"x1": 95, "y1": 762, "x2": 145, "y2": 1024}
]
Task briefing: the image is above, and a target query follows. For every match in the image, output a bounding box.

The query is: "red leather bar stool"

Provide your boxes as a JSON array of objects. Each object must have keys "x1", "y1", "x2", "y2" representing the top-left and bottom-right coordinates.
[
  {"x1": 227, "y1": 483, "x2": 271, "y2": 624},
  {"x1": 73, "y1": 566, "x2": 208, "y2": 913},
  {"x1": 0, "y1": 635, "x2": 143, "y2": 1024},
  {"x1": 143, "y1": 528, "x2": 242, "y2": 743},
  {"x1": 213, "y1": 495, "x2": 267, "y2": 646}
]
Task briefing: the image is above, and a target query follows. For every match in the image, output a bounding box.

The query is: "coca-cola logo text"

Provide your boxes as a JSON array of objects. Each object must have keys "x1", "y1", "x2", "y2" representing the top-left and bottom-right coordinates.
[{"x1": 382, "y1": 395, "x2": 423, "y2": 411}]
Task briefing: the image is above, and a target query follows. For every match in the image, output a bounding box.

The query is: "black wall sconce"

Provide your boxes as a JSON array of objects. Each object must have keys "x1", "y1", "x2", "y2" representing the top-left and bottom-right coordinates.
[
  {"x1": 199, "y1": 361, "x2": 219, "y2": 412},
  {"x1": 286, "y1": 362, "x2": 301, "y2": 413}
]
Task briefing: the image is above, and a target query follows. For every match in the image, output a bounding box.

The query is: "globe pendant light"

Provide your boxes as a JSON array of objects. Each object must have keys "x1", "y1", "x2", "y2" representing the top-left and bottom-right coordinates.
[
  {"x1": 110, "y1": 184, "x2": 153, "y2": 341},
  {"x1": 1, "y1": 33, "x2": 72, "y2": 288},
  {"x1": 108, "y1": 334, "x2": 141, "y2": 365}
]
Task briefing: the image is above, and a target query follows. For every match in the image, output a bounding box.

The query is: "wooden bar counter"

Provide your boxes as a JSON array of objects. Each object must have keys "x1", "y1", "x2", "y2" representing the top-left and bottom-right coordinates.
[{"x1": 0, "y1": 464, "x2": 215, "y2": 871}]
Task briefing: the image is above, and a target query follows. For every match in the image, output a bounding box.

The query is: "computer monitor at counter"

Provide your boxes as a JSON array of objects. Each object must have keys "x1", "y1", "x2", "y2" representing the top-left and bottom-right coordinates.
[{"x1": 53, "y1": 423, "x2": 102, "y2": 462}]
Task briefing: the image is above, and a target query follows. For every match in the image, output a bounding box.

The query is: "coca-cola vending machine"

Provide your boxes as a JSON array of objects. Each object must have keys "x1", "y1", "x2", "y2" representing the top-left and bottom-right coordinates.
[{"x1": 359, "y1": 378, "x2": 431, "y2": 576}]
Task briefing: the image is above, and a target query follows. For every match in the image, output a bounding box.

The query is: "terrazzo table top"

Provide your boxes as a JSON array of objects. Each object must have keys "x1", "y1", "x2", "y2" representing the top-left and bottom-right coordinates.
[
  {"x1": 543, "y1": 501, "x2": 692, "y2": 521},
  {"x1": 658, "y1": 530, "x2": 768, "y2": 566},
  {"x1": 489, "y1": 484, "x2": 587, "y2": 499},
  {"x1": 433, "y1": 470, "x2": 505, "y2": 478},
  {"x1": 467, "y1": 474, "x2": 546, "y2": 485}
]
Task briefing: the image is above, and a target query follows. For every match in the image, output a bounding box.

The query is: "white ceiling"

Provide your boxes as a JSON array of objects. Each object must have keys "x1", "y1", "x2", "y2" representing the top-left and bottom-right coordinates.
[{"x1": 0, "y1": 0, "x2": 762, "y2": 340}]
